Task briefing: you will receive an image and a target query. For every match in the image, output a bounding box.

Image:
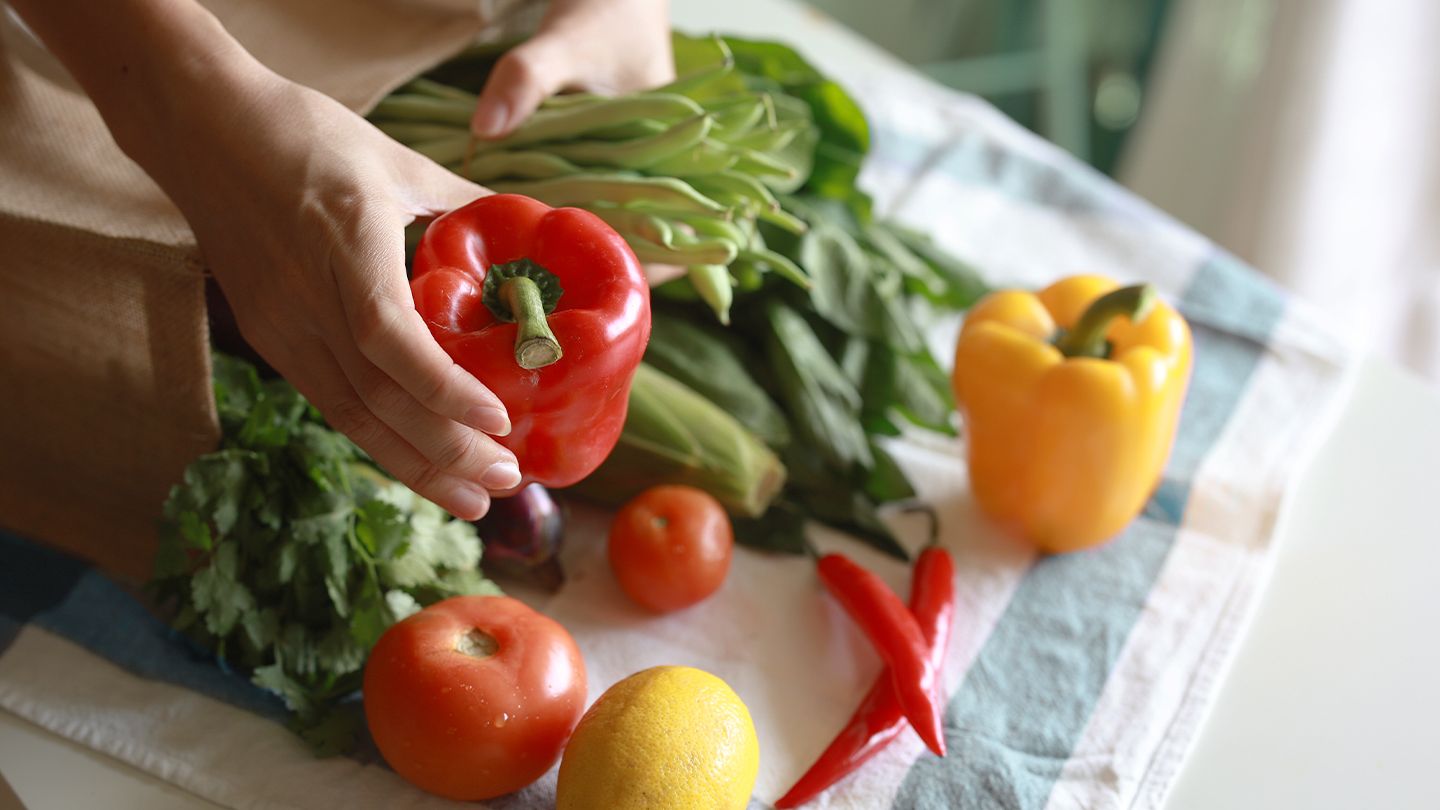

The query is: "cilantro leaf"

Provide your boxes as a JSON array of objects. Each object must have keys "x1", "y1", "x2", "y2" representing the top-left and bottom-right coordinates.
[{"x1": 154, "y1": 352, "x2": 500, "y2": 755}]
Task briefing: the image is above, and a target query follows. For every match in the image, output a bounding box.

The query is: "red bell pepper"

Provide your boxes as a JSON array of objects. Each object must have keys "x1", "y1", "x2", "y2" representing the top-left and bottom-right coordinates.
[{"x1": 410, "y1": 194, "x2": 650, "y2": 489}]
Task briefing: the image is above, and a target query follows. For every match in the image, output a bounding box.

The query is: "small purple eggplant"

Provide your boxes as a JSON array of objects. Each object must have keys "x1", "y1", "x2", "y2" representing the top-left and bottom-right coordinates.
[{"x1": 474, "y1": 484, "x2": 566, "y2": 591}]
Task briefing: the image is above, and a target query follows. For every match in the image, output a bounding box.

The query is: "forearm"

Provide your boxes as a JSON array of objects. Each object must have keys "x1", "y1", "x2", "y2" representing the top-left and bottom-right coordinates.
[{"x1": 7, "y1": 0, "x2": 264, "y2": 169}]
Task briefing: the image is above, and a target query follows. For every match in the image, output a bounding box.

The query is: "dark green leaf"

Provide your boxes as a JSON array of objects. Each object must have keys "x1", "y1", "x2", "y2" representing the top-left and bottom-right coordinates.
[
  {"x1": 858, "y1": 343, "x2": 958, "y2": 436},
  {"x1": 190, "y1": 542, "x2": 254, "y2": 636},
  {"x1": 348, "y1": 587, "x2": 390, "y2": 650},
  {"x1": 879, "y1": 222, "x2": 989, "y2": 310},
  {"x1": 645, "y1": 308, "x2": 791, "y2": 447},
  {"x1": 762, "y1": 301, "x2": 872, "y2": 475},
  {"x1": 292, "y1": 702, "x2": 366, "y2": 758},
  {"x1": 178, "y1": 511, "x2": 213, "y2": 551},
  {"x1": 767, "y1": 198, "x2": 928, "y2": 355},
  {"x1": 153, "y1": 352, "x2": 498, "y2": 755},
  {"x1": 864, "y1": 440, "x2": 918, "y2": 503},
  {"x1": 356, "y1": 499, "x2": 409, "y2": 561},
  {"x1": 732, "y1": 500, "x2": 809, "y2": 555},
  {"x1": 796, "y1": 487, "x2": 908, "y2": 561}
]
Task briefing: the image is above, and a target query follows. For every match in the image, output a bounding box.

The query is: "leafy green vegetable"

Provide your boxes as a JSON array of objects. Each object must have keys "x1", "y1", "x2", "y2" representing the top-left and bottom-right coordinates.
[
  {"x1": 644, "y1": 310, "x2": 791, "y2": 448},
  {"x1": 384, "y1": 32, "x2": 990, "y2": 560},
  {"x1": 723, "y1": 36, "x2": 873, "y2": 221},
  {"x1": 761, "y1": 300, "x2": 873, "y2": 476},
  {"x1": 152, "y1": 354, "x2": 497, "y2": 747},
  {"x1": 569, "y1": 363, "x2": 787, "y2": 518}
]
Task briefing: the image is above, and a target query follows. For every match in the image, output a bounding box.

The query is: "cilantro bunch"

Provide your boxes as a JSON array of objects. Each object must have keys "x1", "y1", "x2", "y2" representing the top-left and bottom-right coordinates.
[{"x1": 152, "y1": 353, "x2": 498, "y2": 734}]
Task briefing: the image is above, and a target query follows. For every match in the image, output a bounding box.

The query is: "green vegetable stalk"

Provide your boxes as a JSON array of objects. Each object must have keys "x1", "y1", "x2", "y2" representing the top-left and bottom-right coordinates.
[
  {"x1": 568, "y1": 363, "x2": 786, "y2": 518},
  {"x1": 368, "y1": 34, "x2": 816, "y2": 324},
  {"x1": 383, "y1": 31, "x2": 990, "y2": 560}
]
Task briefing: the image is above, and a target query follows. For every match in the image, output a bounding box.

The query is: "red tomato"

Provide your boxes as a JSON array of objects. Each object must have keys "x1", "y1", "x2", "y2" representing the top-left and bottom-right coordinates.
[
  {"x1": 363, "y1": 595, "x2": 586, "y2": 800},
  {"x1": 607, "y1": 485, "x2": 734, "y2": 613}
]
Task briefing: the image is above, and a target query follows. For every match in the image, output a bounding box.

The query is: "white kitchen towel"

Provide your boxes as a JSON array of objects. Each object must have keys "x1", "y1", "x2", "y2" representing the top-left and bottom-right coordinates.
[{"x1": 0, "y1": 44, "x2": 1352, "y2": 810}]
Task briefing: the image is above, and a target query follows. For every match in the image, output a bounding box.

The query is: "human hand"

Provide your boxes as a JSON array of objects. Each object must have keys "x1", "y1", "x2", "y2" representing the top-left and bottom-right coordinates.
[
  {"x1": 138, "y1": 64, "x2": 519, "y2": 521},
  {"x1": 471, "y1": 0, "x2": 674, "y2": 138}
]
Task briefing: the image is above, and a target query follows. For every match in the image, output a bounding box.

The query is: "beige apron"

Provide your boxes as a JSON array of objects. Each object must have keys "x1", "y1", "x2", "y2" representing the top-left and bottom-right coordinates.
[{"x1": 0, "y1": 0, "x2": 535, "y2": 580}]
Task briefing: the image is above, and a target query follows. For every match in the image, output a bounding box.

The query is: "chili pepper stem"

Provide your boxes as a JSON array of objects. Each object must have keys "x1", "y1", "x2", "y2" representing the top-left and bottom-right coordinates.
[
  {"x1": 1053, "y1": 283, "x2": 1156, "y2": 359},
  {"x1": 500, "y1": 276, "x2": 564, "y2": 369}
]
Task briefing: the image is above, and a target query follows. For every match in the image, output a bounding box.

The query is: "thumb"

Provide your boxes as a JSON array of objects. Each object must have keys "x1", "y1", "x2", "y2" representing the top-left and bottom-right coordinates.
[
  {"x1": 394, "y1": 150, "x2": 491, "y2": 218},
  {"x1": 471, "y1": 40, "x2": 573, "y2": 139}
]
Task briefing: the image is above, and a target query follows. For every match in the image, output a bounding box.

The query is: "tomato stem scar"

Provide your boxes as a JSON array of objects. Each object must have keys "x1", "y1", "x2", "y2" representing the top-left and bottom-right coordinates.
[{"x1": 457, "y1": 628, "x2": 499, "y2": 658}]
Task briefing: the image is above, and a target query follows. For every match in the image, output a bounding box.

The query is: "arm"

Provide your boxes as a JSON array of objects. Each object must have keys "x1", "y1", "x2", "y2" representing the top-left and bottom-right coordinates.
[{"x1": 8, "y1": 0, "x2": 519, "y2": 520}]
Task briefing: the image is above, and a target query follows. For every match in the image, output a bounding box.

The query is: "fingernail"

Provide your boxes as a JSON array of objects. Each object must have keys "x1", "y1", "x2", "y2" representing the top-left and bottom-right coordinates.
[
  {"x1": 480, "y1": 460, "x2": 522, "y2": 490},
  {"x1": 471, "y1": 101, "x2": 509, "y2": 138},
  {"x1": 465, "y1": 405, "x2": 511, "y2": 437},
  {"x1": 449, "y1": 483, "x2": 491, "y2": 520}
]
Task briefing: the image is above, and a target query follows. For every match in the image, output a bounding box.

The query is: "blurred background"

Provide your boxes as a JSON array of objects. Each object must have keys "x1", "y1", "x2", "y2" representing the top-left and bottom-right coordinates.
[{"x1": 801, "y1": 0, "x2": 1440, "y2": 383}]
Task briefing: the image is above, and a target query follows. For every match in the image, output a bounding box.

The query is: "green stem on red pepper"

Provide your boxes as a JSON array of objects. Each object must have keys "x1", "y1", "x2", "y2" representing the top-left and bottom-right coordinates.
[
  {"x1": 501, "y1": 276, "x2": 563, "y2": 369},
  {"x1": 410, "y1": 195, "x2": 651, "y2": 490},
  {"x1": 481, "y1": 259, "x2": 565, "y2": 369},
  {"x1": 815, "y1": 552, "x2": 947, "y2": 758},
  {"x1": 778, "y1": 546, "x2": 955, "y2": 807}
]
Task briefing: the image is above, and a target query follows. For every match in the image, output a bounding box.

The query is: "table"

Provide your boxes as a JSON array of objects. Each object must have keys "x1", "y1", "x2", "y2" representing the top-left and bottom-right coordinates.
[{"x1": 6, "y1": 1, "x2": 1440, "y2": 807}]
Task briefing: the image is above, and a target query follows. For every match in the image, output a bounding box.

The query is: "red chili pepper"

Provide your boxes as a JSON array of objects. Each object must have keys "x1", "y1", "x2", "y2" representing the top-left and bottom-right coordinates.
[
  {"x1": 410, "y1": 194, "x2": 650, "y2": 489},
  {"x1": 779, "y1": 547, "x2": 955, "y2": 807},
  {"x1": 815, "y1": 552, "x2": 947, "y2": 758}
]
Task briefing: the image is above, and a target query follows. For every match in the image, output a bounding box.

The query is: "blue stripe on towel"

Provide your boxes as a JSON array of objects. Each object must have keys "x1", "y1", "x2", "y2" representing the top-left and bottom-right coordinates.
[
  {"x1": 0, "y1": 528, "x2": 285, "y2": 718},
  {"x1": 32, "y1": 569, "x2": 287, "y2": 720},
  {"x1": 893, "y1": 254, "x2": 1284, "y2": 809},
  {"x1": 0, "y1": 530, "x2": 89, "y2": 654}
]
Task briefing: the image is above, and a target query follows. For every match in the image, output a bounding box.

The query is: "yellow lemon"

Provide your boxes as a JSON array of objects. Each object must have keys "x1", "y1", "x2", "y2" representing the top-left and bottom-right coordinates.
[{"x1": 555, "y1": 665, "x2": 759, "y2": 810}]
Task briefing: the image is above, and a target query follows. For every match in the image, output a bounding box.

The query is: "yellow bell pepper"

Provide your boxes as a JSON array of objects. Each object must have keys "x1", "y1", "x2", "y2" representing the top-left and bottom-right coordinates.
[{"x1": 952, "y1": 275, "x2": 1193, "y2": 553}]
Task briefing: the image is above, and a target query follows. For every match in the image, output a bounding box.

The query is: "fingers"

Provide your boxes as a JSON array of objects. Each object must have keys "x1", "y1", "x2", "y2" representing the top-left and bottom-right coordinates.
[
  {"x1": 471, "y1": 41, "x2": 570, "y2": 138},
  {"x1": 390, "y1": 146, "x2": 490, "y2": 218},
  {"x1": 327, "y1": 329, "x2": 522, "y2": 491},
  {"x1": 334, "y1": 206, "x2": 512, "y2": 438},
  {"x1": 269, "y1": 338, "x2": 498, "y2": 521}
]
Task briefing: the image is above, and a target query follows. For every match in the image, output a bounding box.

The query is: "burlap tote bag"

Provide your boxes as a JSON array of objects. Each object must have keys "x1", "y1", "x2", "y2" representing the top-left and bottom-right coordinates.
[{"x1": 0, "y1": 0, "x2": 534, "y2": 580}]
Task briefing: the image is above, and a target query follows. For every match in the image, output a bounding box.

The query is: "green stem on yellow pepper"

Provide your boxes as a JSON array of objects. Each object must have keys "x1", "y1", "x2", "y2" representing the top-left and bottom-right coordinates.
[{"x1": 1054, "y1": 283, "x2": 1156, "y2": 359}]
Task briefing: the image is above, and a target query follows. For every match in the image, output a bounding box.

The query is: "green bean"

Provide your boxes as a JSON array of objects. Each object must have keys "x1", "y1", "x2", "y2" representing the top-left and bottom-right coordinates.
[
  {"x1": 756, "y1": 205, "x2": 809, "y2": 236},
  {"x1": 657, "y1": 59, "x2": 737, "y2": 97},
  {"x1": 587, "y1": 207, "x2": 740, "y2": 266},
  {"x1": 369, "y1": 94, "x2": 472, "y2": 126},
  {"x1": 485, "y1": 94, "x2": 705, "y2": 149},
  {"x1": 730, "y1": 122, "x2": 804, "y2": 152},
  {"x1": 375, "y1": 120, "x2": 468, "y2": 143},
  {"x1": 643, "y1": 138, "x2": 739, "y2": 176},
  {"x1": 740, "y1": 247, "x2": 810, "y2": 288},
  {"x1": 543, "y1": 115, "x2": 711, "y2": 169},
  {"x1": 688, "y1": 171, "x2": 780, "y2": 214},
  {"x1": 401, "y1": 78, "x2": 477, "y2": 103},
  {"x1": 651, "y1": 209, "x2": 751, "y2": 246},
  {"x1": 704, "y1": 96, "x2": 768, "y2": 139},
  {"x1": 628, "y1": 237, "x2": 738, "y2": 267},
  {"x1": 539, "y1": 92, "x2": 606, "y2": 109},
  {"x1": 731, "y1": 148, "x2": 801, "y2": 182},
  {"x1": 585, "y1": 119, "x2": 668, "y2": 141},
  {"x1": 583, "y1": 207, "x2": 671, "y2": 243},
  {"x1": 488, "y1": 174, "x2": 728, "y2": 214},
  {"x1": 688, "y1": 264, "x2": 734, "y2": 324},
  {"x1": 454, "y1": 151, "x2": 584, "y2": 182},
  {"x1": 407, "y1": 135, "x2": 472, "y2": 165},
  {"x1": 730, "y1": 259, "x2": 766, "y2": 292}
]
